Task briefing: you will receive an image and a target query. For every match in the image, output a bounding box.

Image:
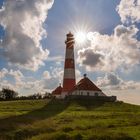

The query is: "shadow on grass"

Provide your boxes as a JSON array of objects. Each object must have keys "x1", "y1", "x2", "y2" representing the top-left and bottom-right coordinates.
[
  {"x1": 0, "y1": 99, "x2": 69, "y2": 139},
  {"x1": 68, "y1": 98, "x2": 106, "y2": 110}
]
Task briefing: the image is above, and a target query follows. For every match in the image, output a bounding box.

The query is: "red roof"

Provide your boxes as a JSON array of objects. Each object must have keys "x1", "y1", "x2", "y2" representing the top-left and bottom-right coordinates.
[
  {"x1": 52, "y1": 85, "x2": 62, "y2": 95},
  {"x1": 69, "y1": 75, "x2": 102, "y2": 93}
]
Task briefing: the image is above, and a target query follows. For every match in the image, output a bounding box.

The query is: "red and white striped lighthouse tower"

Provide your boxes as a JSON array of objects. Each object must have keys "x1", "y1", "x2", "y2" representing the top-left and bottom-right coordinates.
[{"x1": 62, "y1": 32, "x2": 76, "y2": 98}]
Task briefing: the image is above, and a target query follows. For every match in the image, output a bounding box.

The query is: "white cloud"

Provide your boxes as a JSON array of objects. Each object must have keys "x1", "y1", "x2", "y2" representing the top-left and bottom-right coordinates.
[
  {"x1": 0, "y1": 66, "x2": 64, "y2": 94},
  {"x1": 0, "y1": 68, "x2": 46, "y2": 94},
  {"x1": 23, "y1": 80, "x2": 44, "y2": 93},
  {"x1": 117, "y1": 0, "x2": 140, "y2": 23},
  {"x1": 0, "y1": 0, "x2": 54, "y2": 71},
  {"x1": 9, "y1": 69, "x2": 23, "y2": 81},
  {"x1": 42, "y1": 67, "x2": 63, "y2": 90},
  {"x1": 76, "y1": 69, "x2": 82, "y2": 82},
  {"x1": 0, "y1": 68, "x2": 24, "y2": 90},
  {"x1": 0, "y1": 80, "x2": 15, "y2": 90},
  {"x1": 0, "y1": 68, "x2": 8, "y2": 78},
  {"x1": 23, "y1": 67, "x2": 64, "y2": 92},
  {"x1": 22, "y1": 67, "x2": 63, "y2": 93},
  {"x1": 43, "y1": 70, "x2": 51, "y2": 79},
  {"x1": 0, "y1": 68, "x2": 23, "y2": 81},
  {"x1": 47, "y1": 56, "x2": 63, "y2": 62}
]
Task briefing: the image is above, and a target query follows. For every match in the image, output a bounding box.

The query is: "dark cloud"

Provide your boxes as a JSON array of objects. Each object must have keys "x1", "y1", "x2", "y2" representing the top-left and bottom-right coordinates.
[
  {"x1": 106, "y1": 73, "x2": 122, "y2": 86},
  {"x1": 78, "y1": 48, "x2": 105, "y2": 71},
  {"x1": 82, "y1": 49, "x2": 103, "y2": 66}
]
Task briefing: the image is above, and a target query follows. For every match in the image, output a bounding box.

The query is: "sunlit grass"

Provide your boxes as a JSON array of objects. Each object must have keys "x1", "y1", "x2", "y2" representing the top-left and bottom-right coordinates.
[{"x1": 0, "y1": 99, "x2": 139, "y2": 140}]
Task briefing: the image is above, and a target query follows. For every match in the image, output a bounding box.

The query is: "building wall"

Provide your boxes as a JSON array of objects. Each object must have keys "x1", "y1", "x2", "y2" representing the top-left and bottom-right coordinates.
[
  {"x1": 67, "y1": 95, "x2": 116, "y2": 102},
  {"x1": 61, "y1": 92, "x2": 67, "y2": 99},
  {"x1": 71, "y1": 90, "x2": 106, "y2": 96},
  {"x1": 53, "y1": 95, "x2": 62, "y2": 99}
]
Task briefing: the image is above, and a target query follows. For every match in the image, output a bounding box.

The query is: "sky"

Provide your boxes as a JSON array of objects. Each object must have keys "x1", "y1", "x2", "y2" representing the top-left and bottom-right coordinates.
[{"x1": 0, "y1": 0, "x2": 140, "y2": 105}]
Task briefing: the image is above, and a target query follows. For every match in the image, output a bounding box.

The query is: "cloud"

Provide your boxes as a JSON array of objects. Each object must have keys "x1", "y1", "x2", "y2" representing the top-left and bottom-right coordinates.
[
  {"x1": 78, "y1": 48, "x2": 103, "y2": 66},
  {"x1": 0, "y1": 67, "x2": 60, "y2": 93},
  {"x1": 0, "y1": 68, "x2": 24, "y2": 90},
  {"x1": 22, "y1": 80, "x2": 44, "y2": 94},
  {"x1": 0, "y1": 80, "x2": 15, "y2": 90},
  {"x1": 77, "y1": 24, "x2": 140, "y2": 72},
  {"x1": 0, "y1": 0, "x2": 54, "y2": 71},
  {"x1": 21, "y1": 67, "x2": 63, "y2": 93},
  {"x1": 0, "y1": 68, "x2": 8, "y2": 78},
  {"x1": 97, "y1": 73, "x2": 123, "y2": 90},
  {"x1": 77, "y1": 0, "x2": 140, "y2": 72},
  {"x1": 0, "y1": 68, "x2": 23, "y2": 80},
  {"x1": 117, "y1": 0, "x2": 140, "y2": 23},
  {"x1": 47, "y1": 56, "x2": 63, "y2": 62},
  {"x1": 76, "y1": 69, "x2": 82, "y2": 82},
  {"x1": 0, "y1": 68, "x2": 46, "y2": 94},
  {"x1": 40, "y1": 67, "x2": 63, "y2": 91},
  {"x1": 97, "y1": 72, "x2": 140, "y2": 90},
  {"x1": 43, "y1": 70, "x2": 51, "y2": 79},
  {"x1": 114, "y1": 24, "x2": 138, "y2": 37}
]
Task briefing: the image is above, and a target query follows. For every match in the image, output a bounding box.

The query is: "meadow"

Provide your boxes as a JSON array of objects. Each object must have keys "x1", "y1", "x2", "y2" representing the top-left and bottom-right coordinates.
[{"x1": 0, "y1": 99, "x2": 140, "y2": 140}]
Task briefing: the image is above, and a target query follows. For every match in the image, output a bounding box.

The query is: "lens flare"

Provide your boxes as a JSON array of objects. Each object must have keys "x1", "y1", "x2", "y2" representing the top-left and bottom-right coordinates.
[{"x1": 75, "y1": 31, "x2": 87, "y2": 44}]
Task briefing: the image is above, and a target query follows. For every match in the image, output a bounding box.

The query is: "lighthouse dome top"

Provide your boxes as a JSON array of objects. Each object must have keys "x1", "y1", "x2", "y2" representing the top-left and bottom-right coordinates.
[{"x1": 67, "y1": 32, "x2": 74, "y2": 37}]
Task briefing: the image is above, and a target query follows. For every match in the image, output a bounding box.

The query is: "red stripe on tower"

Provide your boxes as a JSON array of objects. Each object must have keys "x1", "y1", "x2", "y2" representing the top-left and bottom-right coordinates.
[{"x1": 62, "y1": 32, "x2": 76, "y2": 97}]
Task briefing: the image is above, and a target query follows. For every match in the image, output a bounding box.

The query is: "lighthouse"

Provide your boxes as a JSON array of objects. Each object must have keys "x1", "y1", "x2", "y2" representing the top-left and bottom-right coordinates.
[
  {"x1": 62, "y1": 32, "x2": 76, "y2": 98},
  {"x1": 51, "y1": 32, "x2": 116, "y2": 102}
]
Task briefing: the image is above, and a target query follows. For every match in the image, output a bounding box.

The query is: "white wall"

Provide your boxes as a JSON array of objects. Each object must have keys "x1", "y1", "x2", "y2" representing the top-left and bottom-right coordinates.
[
  {"x1": 71, "y1": 90, "x2": 106, "y2": 96},
  {"x1": 53, "y1": 95, "x2": 62, "y2": 99}
]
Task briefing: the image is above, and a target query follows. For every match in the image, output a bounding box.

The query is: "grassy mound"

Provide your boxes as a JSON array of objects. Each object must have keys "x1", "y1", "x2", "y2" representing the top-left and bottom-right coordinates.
[{"x1": 0, "y1": 99, "x2": 140, "y2": 140}]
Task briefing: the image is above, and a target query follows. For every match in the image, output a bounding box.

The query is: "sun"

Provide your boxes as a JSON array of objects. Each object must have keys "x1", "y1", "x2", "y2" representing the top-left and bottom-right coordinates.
[{"x1": 75, "y1": 31, "x2": 87, "y2": 44}]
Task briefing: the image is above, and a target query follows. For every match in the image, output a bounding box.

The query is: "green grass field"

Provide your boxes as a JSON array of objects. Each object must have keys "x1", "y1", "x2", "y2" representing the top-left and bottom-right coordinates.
[{"x1": 0, "y1": 99, "x2": 140, "y2": 140}]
